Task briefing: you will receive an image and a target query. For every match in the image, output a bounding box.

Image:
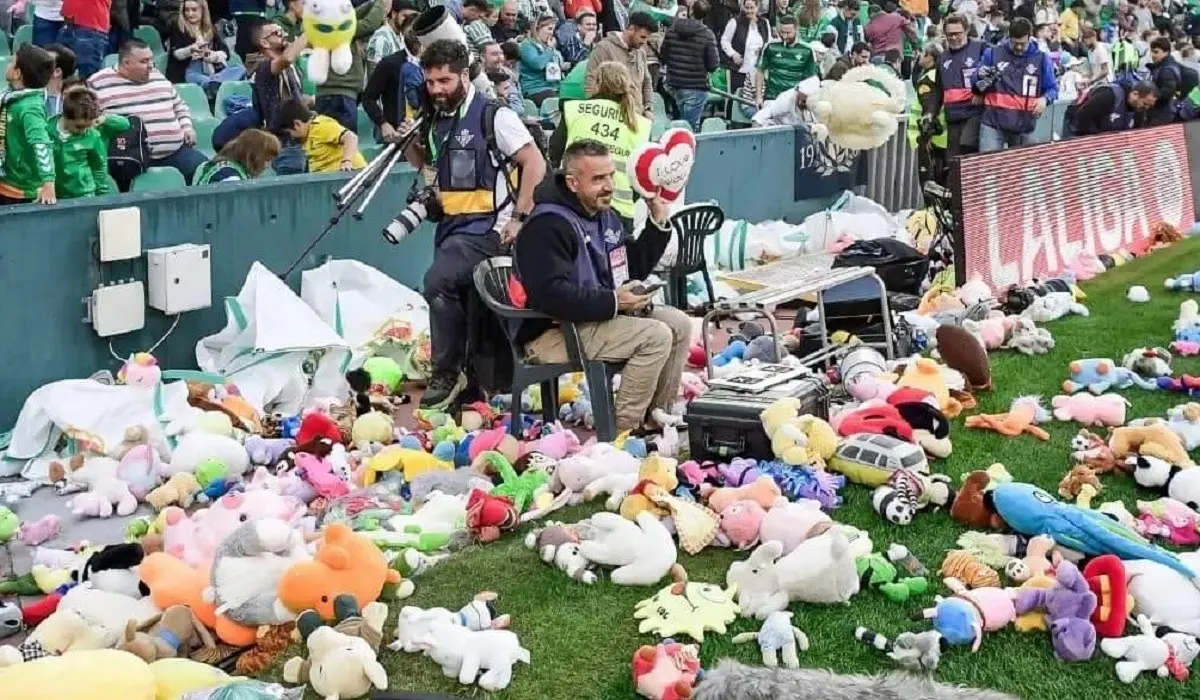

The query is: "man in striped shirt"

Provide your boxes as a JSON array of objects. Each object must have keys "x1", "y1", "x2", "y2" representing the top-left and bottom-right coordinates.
[{"x1": 88, "y1": 39, "x2": 208, "y2": 183}]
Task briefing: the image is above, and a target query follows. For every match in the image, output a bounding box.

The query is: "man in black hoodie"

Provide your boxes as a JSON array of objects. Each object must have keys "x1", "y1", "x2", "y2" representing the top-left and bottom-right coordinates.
[
  {"x1": 661, "y1": 0, "x2": 720, "y2": 130},
  {"x1": 511, "y1": 140, "x2": 692, "y2": 432}
]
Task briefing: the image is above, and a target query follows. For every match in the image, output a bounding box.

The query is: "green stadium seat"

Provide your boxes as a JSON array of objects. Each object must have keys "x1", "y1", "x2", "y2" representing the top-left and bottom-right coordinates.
[
  {"x1": 104, "y1": 53, "x2": 120, "y2": 68},
  {"x1": 11, "y1": 24, "x2": 32, "y2": 52},
  {"x1": 0, "y1": 57, "x2": 8, "y2": 88},
  {"x1": 131, "y1": 166, "x2": 188, "y2": 192},
  {"x1": 522, "y1": 98, "x2": 537, "y2": 117},
  {"x1": 357, "y1": 107, "x2": 376, "y2": 145},
  {"x1": 175, "y1": 83, "x2": 212, "y2": 119},
  {"x1": 651, "y1": 91, "x2": 667, "y2": 119},
  {"x1": 153, "y1": 52, "x2": 167, "y2": 73},
  {"x1": 258, "y1": 167, "x2": 277, "y2": 178},
  {"x1": 214, "y1": 80, "x2": 253, "y2": 119},
  {"x1": 539, "y1": 96, "x2": 560, "y2": 125},
  {"x1": 226, "y1": 52, "x2": 243, "y2": 67},
  {"x1": 668, "y1": 119, "x2": 693, "y2": 132},
  {"x1": 193, "y1": 116, "x2": 219, "y2": 156},
  {"x1": 362, "y1": 143, "x2": 385, "y2": 162},
  {"x1": 650, "y1": 117, "x2": 668, "y2": 140},
  {"x1": 0, "y1": 31, "x2": 10, "y2": 56},
  {"x1": 134, "y1": 25, "x2": 165, "y2": 54},
  {"x1": 700, "y1": 117, "x2": 727, "y2": 133}
]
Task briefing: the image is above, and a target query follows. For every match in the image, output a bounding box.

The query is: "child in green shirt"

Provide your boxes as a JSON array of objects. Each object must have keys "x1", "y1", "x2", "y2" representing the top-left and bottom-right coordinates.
[
  {"x1": 50, "y1": 87, "x2": 131, "y2": 200},
  {"x1": 0, "y1": 45, "x2": 57, "y2": 206}
]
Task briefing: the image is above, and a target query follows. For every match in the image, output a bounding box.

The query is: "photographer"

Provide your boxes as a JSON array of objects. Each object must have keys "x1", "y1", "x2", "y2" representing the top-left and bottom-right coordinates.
[
  {"x1": 509, "y1": 140, "x2": 691, "y2": 434},
  {"x1": 398, "y1": 38, "x2": 547, "y2": 411}
]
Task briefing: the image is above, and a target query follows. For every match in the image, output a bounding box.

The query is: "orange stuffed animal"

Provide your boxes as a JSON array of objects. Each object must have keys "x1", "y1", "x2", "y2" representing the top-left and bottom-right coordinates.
[
  {"x1": 138, "y1": 551, "x2": 260, "y2": 646},
  {"x1": 277, "y1": 523, "x2": 412, "y2": 619}
]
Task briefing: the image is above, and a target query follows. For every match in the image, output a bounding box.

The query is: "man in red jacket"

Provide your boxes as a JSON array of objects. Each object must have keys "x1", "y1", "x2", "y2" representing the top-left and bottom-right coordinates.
[{"x1": 59, "y1": 0, "x2": 110, "y2": 79}]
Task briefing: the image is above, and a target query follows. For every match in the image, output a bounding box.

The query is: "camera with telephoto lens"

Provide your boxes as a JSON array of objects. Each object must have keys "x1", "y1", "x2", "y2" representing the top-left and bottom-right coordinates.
[
  {"x1": 382, "y1": 185, "x2": 443, "y2": 245},
  {"x1": 919, "y1": 115, "x2": 944, "y2": 139},
  {"x1": 973, "y1": 65, "x2": 1000, "y2": 93}
]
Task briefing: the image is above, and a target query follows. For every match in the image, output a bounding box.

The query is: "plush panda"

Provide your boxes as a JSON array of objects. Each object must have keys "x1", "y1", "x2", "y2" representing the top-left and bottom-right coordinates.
[{"x1": 1128, "y1": 454, "x2": 1200, "y2": 510}]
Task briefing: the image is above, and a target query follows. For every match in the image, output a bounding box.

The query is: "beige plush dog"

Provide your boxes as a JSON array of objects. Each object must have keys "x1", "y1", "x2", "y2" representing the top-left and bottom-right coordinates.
[
  {"x1": 145, "y1": 472, "x2": 201, "y2": 509},
  {"x1": 282, "y1": 594, "x2": 388, "y2": 700}
]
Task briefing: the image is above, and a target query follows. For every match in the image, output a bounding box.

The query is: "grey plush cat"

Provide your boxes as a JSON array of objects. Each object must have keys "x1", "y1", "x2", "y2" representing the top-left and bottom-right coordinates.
[
  {"x1": 409, "y1": 469, "x2": 494, "y2": 506},
  {"x1": 692, "y1": 660, "x2": 1019, "y2": 700},
  {"x1": 206, "y1": 519, "x2": 309, "y2": 628}
]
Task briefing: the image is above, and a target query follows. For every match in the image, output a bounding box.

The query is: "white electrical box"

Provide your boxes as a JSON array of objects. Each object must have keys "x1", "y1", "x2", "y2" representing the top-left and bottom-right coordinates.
[
  {"x1": 97, "y1": 207, "x2": 142, "y2": 261},
  {"x1": 147, "y1": 244, "x2": 212, "y2": 314},
  {"x1": 91, "y1": 281, "x2": 146, "y2": 337}
]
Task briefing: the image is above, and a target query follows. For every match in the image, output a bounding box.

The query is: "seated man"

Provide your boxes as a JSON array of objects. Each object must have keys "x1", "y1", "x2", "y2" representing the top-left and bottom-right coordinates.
[{"x1": 511, "y1": 140, "x2": 692, "y2": 433}]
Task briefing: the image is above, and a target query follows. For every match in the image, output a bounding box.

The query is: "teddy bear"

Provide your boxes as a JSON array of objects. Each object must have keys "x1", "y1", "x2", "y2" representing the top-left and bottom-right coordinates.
[
  {"x1": 409, "y1": 615, "x2": 531, "y2": 692},
  {"x1": 391, "y1": 593, "x2": 511, "y2": 654},
  {"x1": 524, "y1": 522, "x2": 599, "y2": 584},
  {"x1": 206, "y1": 519, "x2": 309, "y2": 644},
  {"x1": 278, "y1": 523, "x2": 412, "y2": 619},
  {"x1": 620, "y1": 456, "x2": 680, "y2": 521},
  {"x1": 116, "y1": 605, "x2": 216, "y2": 661},
  {"x1": 706, "y1": 476, "x2": 783, "y2": 514},
  {"x1": 66, "y1": 476, "x2": 137, "y2": 518},
  {"x1": 0, "y1": 608, "x2": 106, "y2": 666},
  {"x1": 808, "y1": 64, "x2": 907, "y2": 150},
  {"x1": 553, "y1": 443, "x2": 641, "y2": 503},
  {"x1": 1013, "y1": 560, "x2": 1098, "y2": 661},
  {"x1": 145, "y1": 472, "x2": 201, "y2": 510},
  {"x1": 632, "y1": 640, "x2": 701, "y2": 699},
  {"x1": 726, "y1": 530, "x2": 860, "y2": 618},
  {"x1": 282, "y1": 594, "x2": 388, "y2": 700},
  {"x1": 1051, "y1": 393, "x2": 1129, "y2": 427},
  {"x1": 760, "y1": 398, "x2": 838, "y2": 466},
  {"x1": 577, "y1": 512, "x2": 678, "y2": 587}
]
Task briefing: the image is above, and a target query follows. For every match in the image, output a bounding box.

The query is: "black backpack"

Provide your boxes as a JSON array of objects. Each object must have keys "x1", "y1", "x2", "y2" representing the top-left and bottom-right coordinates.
[
  {"x1": 107, "y1": 115, "x2": 152, "y2": 192},
  {"x1": 832, "y1": 238, "x2": 931, "y2": 296}
]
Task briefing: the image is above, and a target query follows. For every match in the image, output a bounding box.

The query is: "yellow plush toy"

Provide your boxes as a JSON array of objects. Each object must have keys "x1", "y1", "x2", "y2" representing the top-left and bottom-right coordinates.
[
  {"x1": 760, "y1": 397, "x2": 838, "y2": 466},
  {"x1": 302, "y1": 0, "x2": 356, "y2": 84},
  {"x1": 365, "y1": 447, "x2": 452, "y2": 484},
  {"x1": 0, "y1": 649, "x2": 223, "y2": 700},
  {"x1": 620, "y1": 455, "x2": 679, "y2": 520},
  {"x1": 809, "y1": 65, "x2": 908, "y2": 151}
]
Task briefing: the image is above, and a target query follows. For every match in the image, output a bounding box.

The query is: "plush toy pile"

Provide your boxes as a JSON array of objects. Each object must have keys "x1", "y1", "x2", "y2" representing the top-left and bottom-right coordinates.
[{"x1": 1, "y1": 245, "x2": 1199, "y2": 700}]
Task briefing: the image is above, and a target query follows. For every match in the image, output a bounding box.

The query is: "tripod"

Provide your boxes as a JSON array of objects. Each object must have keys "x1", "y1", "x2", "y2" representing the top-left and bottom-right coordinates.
[{"x1": 278, "y1": 119, "x2": 425, "y2": 280}]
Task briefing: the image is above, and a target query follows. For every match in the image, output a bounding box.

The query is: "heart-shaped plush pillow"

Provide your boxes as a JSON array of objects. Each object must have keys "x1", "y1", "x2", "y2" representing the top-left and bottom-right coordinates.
[{"x1": 628, "y1": 128, "x2": 697, "y2": 202}]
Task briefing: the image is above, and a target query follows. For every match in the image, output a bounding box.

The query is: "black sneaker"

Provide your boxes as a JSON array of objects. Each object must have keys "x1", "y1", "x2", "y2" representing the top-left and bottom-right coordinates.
[{"x1": 420, "y1": 372, "x2": 467, "y2": 410}]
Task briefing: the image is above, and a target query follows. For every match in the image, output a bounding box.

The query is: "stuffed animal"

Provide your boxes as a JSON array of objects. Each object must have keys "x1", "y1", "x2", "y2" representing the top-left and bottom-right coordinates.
[
  {"x1": 145, "y1": 472, "x2": 201, "y2": 510},
  {"x1": 1165, "y1": 271, "x2": 1200, "y2": 292},
  {"x1": 757, "y1": 498, "x2": 832, "y2": 555},
  {"x1": 1023, "y1": 292, "x2": 1089, "y2": 323},
  {"x1": 1110, "y1": 423, "x2": 1195, "y2": 467},
  {"x1": 116, "y1": 605, "x2": 215, "y2": 661},
  {"x1": 1063, "y1": 358, "x2": 1159, "y2": 394},
  {"x1": 1070, "y1": 429, "x2": 1122, "y2": 474},
  {"x1": 920, "y1": 578, "x2": 1016, "y2": 651},
  {"x1": 17, "y1": 516, "x2": 60, "y2": 547},
  {"x1": 1058, "y1": 466, "x2": 1102, "y2": 508},
  {"x1": 949, "y1": 468, "x2": 1008, "y2": 530},
  {"x1": 619, "y1": 455, "x2": 679, "y2": 521},
  {"x1": 856, "y1": 551, "x2": 928, "y2": 602},
  {"x1": 244, "y1": 436, "x2": 295, "y2": 468},
  {"x1": 871, "y1": 469, "x2": 954, "y2": 525},
  {"x1": 524, "y1": 522, "x2": 599, "y2": 583},
  {"x1": 577, "y1": 512, "x2": 678, "y2": 586},
  {"x1": 1013, "y1": 560, "x2": 1097, "y2": 661},
  {"x1": 1051, "y1": 393, "x2": 1129, "y2": 427},
  {"x1": 1134, "y1": 498, "x2": 1200, "y2": 546},
  {"x1": 760, "y1": 398, "x2": 838, "y2": 466},
  {"x1": 1100, "y1": 614, "x2": 1200, "y2": 683},
  {"x1": 1081, "y1": 555, "x2": 1130, "y2": 639},
  {"x1": 633, "y1": 568, "x2": 741, "y2": 641},
  {"x1": 732, "y1": 611, "x2": 809, "y2": 668},
  {"x1": 706, "y1": 476, "x2": 783, "y2": 513},
  {"x1": 166, "y1": 432, "x2": 250, "y2": 478},
  {"x1": 939, "y1": 550, "x2": 1000, "y2": 588},
  {"x1": 690, "y1": 660, "x2": 1020, "y2": 700},
  {"x1": 726, "y1": 531, "x2": 860, "y2": 618},
  {"x1": 1002, "y1": 317, "x2": 1055, "y2": 355},
  {"x1": 961, "y1": 315, "x2": 1011, "y2": 351},
  {"x1": 278, "y1": 523, "x2": 412, "y2": 619},
  {"x1": 390, "y1": 594, "x2": 510, "y2": 655},
  {"x1": 632, "y1": 640, "x2": 701, "y2": 700},
  {"x1": 853, "y1": 627, "x2": 944, "y2": 671},
  {"x1": 1122, "y1": 347, "x2": 1174, "y2": 380},
  {"x1": 716, "y1": 500, "x2": 767, "y2": 550},
  {"x1": 282, "y1": 594, "x2": 388, "y2": 700},
  {"x1": 66, "y1": 477, "x2": 137, "y2": 518},
  {"x1": 293, "y1": 451, "x2": 349, "y2": 499},
  {"x1": 206, "y1": 519, "x2": 309, "y2": 645},
  {"x1": 965, "y1": 396, "x2": 1051, "y2": 440},
  {"x1": 553, "y1": 442, "x2": 641, "y2": 503},
  {"x1": 1131, "y1": 403, "x2": 1200, "y2": 451},
  {"x1": 0, "y1": 608, "x2": 107, "y2": 665},
  {"x1": 808, "y1": 64, "x2": 907, "y2": 150},
  {"x1": 935, "y1": 325, "x2": 991, "y2": 391},
  {"x1": 1123, "y1": 552, "x2": 1200, "y2": 637},
  {"x1": 409, "y1": 616, "x2": 530, "y2": 691}
]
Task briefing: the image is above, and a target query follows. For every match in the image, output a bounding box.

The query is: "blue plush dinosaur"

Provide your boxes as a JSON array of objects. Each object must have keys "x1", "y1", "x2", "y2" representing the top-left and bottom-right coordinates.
[
  {"x1": 991, "y1": 482, "x2": 1200, "y2": 586},
  {"x1": 1062, "y1": 358, "x2": 1160, "y2": 394}
]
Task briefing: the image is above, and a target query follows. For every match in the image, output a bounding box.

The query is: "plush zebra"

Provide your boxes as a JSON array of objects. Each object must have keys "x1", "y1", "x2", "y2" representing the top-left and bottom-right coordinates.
[
  {"x1": 854, "y1": 626, "x2": 945, "y2": 671},
  {"x1": 872, "y1": 470, "x2": 953, "y2": 525}
]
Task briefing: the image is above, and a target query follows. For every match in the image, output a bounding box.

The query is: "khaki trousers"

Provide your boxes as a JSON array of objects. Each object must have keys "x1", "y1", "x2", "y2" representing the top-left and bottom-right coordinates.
[{"x1": 526, "y1": 306, "x2": 692, "y2": 431}]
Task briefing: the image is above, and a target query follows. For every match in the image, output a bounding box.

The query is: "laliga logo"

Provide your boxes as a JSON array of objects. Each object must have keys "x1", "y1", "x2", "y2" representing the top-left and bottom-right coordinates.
[{"x1": 629, "y1": 129, "x2": 697, "y2": 203}]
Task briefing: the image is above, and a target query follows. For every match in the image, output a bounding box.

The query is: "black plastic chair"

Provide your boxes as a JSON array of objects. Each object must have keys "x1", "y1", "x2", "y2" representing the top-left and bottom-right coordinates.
[
  {"x1": 662, "y1": 202, "x2": 726, "y2": 310},
  {"x1": 471, "y1": 256, "x2": 619, "y2": 441}
]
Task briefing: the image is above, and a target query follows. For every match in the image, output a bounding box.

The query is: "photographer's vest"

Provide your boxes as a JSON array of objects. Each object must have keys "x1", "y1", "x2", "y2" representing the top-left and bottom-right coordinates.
[
  {"x1": 938, "y1": 39, "x2": 984, "y2": 123},
  {"x1": 982, "y1": 43, "x2": 1042, "y2": 135},
  {"x1": 1078, "y1": 82, "x2": 1135, "y2": 132},
  {"x1": 562, "y1": 99, "x2": 651, "y2": 219},
  {"x1": 430, "y1": 91, "x2": 517, "y2": 240}
]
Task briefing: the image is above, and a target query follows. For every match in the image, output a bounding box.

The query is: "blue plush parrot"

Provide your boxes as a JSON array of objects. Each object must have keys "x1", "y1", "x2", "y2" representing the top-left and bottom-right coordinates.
[{"x1": 991, "y1": 482, "x2": 1200, "y2": 584}]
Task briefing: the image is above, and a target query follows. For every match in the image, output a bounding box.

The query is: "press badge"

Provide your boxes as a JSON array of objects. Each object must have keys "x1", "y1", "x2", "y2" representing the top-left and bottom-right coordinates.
[{"x1": 610, "y1": 247, "x2": 630, "y2": 287}]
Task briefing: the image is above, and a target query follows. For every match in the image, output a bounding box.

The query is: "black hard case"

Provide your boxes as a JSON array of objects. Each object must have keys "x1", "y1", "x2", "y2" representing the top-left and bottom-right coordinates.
[{"x1": 685, "y1": 373, "x2": 832, "y2": 462}]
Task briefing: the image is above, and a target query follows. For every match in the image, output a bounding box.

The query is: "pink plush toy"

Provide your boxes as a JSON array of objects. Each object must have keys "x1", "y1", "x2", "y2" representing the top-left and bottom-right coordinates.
[
  {"x1": 632, "y1": 640, "x2": 700, "y2": 700},
  {"x1": 18, "y1": 515, "x2": 61, "y2": 546},
  {"x1": 66, "y1": 480, "x2": 137, "y2": 518},
  {"x1": 718, "y1": 500, "x2": 767, "y2": 549},
  {"x1": 758, "y1": 497, "x2": 833, "y2": 555},
  {"x1": 161, "y1": 490, "x2": 306, "y2": 567},
  {"x1": 1070, "y1": 251, "x2": 1107, "y2": 281},
  {"x1": 845, "y1": 373, "x2": 897, "y2": 402},
  {"x1": 1051, "y1": 393, "x2": 1129, "y2": 427},
  {"x1": 247, "y1": 466, "x2": 318, "y2": 504},
  {"x1": 117, "y1": 444, "x2": 162, "y2": 499},
  {"x1": 117, "y1": 352, "x2": 162, "y2": 387},
  {"x1": 525, "y1": 428, "x2": 582, "y2": 460},
  {"x1": 963, "y1": 314, "x2": 1014, "y2": 350},
  {"x1": 1134, "y1": 498, "x2": 1200, "y2": 546},
  {"x1": 294, "y1": 451, "x2": 349, "y2": 498},
  {"x1": 705, "y1": 476, "x2": 782, "y2": 513}
]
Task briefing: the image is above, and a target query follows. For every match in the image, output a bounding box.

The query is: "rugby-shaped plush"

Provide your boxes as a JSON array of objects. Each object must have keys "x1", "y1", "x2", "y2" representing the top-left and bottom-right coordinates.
[
  {"x1": 628, "y1": 128, "x2": 696, "y2": 202},
  {"x1": 936, "y1": 324, "x2": 992, "y2": 391}
]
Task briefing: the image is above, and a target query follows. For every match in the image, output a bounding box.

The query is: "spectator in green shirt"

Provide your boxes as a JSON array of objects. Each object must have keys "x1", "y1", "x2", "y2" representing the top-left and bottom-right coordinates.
[
  {"x1": 794, "y1": 0, "x2": 830, "y2": 41},
  {"x1": 756, "y1": 16, "x2": 816, "y2": 106}
]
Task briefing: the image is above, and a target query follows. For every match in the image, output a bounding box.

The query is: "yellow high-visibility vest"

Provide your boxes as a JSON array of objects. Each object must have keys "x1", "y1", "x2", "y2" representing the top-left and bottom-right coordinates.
[{"x1": 563, "y1": 98, "x2": 651, "y2": 219}]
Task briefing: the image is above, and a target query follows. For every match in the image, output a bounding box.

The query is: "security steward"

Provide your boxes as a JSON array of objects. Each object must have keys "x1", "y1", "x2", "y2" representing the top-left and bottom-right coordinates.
[
  {"x1": 925, "y1": 13, "x2": 983, "y2": 165},
  {"x1": 401, "y1": 38, "x2": 547, "y2": 411},
  {"x1": 1067, "y1": 79, "x2": 1158, "y2": 137},
  {"x1": 548, "y1": 60, "x2": 651, "y2": 234},
  {"x1": 910, "y1": 42, "x2": 947, "y2": 185}
]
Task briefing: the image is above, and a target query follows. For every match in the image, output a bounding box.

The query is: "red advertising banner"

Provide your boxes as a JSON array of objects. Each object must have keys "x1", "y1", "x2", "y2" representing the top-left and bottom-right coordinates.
[{"x1": 956, "y1": 125, "x2": 1195, "y2": 293}]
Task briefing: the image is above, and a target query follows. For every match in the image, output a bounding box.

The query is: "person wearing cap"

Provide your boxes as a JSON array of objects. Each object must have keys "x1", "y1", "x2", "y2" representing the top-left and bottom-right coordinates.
[
  {"x1": 752, "y1": 74, "x2": 820, "y2": 126},
  {"x1": 755, "y1": 15, "x2": 818, "y2": 108}
]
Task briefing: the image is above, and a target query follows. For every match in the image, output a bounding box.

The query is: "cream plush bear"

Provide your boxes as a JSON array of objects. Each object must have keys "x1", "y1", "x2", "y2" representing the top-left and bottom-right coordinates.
[
  {"x1": 411, "y1": 617, "x2": 531, "y2": 692},
  {"x1": 577, "y1": 512, "x2": 678, "y2": 586},
  {"x1": 809, "y1": 65, "x2": 908, "y2": 151},
  {"x1": 282, "y1": 594, "x2": 388, "y2": 700},
  {"x1": 760, "y1": 397, "x2": 838, "y2": 466},
  {"x1": 726, "y1": 530, "x2": 861, "y2": 619},
  {"x1": 0, "y1": 609, "x2": 107, "y2": 666}
]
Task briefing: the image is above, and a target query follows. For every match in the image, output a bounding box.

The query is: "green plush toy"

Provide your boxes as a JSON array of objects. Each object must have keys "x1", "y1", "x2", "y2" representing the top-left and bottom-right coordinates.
[
  {"x1": 856, "y1": 552, "x2": 928, "y2": 603},
  {"x1": 481, "y1": 452, "x2": 549, "y2": 513},
  {"x1": 195, "y1": 457, "x2": 227, "y2": 488},
  {"x1": 0, "y1": 507, "x2": 19, "y2": 543},
  {"x1": 363, "y1": 356, "x2": 405, "y2": 394}
]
